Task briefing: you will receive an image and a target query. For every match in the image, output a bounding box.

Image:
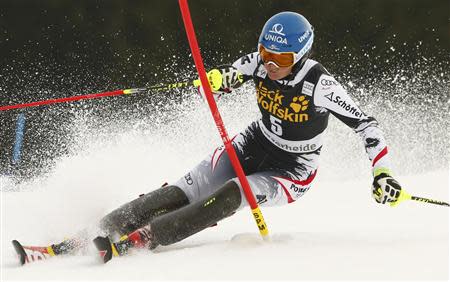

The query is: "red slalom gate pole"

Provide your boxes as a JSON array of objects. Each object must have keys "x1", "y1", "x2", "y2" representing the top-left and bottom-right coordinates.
[
  {"x1": 0, "y1": 88, "x2": 146, "y2": 112},
  {"x1": 178, "y1": 0, "x2": 269, "y2": 238}
]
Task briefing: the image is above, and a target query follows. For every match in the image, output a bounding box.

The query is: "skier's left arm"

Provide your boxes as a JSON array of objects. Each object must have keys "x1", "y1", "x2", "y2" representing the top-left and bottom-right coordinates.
[{"x1": 313, "y1": 74, "x2": 402, "y2": 205}]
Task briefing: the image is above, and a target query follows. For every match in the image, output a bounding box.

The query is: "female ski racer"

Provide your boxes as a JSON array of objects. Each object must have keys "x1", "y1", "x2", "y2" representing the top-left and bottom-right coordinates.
[{"x1": 13, "y1": 11, "x2": 402, "y2": 264}]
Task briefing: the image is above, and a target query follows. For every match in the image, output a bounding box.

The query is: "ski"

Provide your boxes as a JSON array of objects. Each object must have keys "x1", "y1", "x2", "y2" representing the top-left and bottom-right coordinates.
[
  {"x1": 11, "y1": 237, "x2": 86, "y2": 266},
  {"x1": 11, "y1": 240, "x2": 55, "y2": 265}
]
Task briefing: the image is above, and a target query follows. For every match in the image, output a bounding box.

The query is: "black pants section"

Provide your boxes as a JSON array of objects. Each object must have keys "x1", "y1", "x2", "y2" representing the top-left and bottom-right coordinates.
[
  {"x1": 99, "y1": 185, "x2": 189, "y2": 238},
  {"x1": 150, "y1": 181, "x2": 242, "y2": 246}
]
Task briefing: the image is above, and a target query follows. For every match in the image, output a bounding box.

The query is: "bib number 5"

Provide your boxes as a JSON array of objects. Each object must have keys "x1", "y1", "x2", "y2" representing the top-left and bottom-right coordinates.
[{"x1": 270, "y1": 115, "x2": 283, "y2": 136}]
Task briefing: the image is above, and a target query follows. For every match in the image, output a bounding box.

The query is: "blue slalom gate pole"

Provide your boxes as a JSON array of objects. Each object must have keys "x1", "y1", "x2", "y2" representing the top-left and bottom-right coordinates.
[{"x1": 11, "y1": 113, "x2": 26, "y2": 166}]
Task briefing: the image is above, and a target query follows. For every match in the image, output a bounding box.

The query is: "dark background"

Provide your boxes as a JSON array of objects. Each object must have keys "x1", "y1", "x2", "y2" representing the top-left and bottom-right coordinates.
[{"x1": 0, "y1": 0, "x2": 448, "y2": 180}]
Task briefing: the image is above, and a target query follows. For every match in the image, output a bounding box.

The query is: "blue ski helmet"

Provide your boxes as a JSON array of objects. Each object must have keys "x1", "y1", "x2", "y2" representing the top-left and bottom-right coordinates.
[{"x1": 258, "y1": 12, "x2": 314, "y2": 65}]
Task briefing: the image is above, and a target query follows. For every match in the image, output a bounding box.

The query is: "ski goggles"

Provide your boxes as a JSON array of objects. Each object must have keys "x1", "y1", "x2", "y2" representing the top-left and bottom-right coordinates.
[{"x1": 258, "y1": 44, "x2": 296, "y2": 68}]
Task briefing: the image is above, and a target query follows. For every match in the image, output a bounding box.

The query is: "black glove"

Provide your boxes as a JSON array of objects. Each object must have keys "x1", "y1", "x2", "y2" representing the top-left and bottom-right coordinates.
[{"x1": 372, "y1": 173, "x2": 402, "y2": 204}]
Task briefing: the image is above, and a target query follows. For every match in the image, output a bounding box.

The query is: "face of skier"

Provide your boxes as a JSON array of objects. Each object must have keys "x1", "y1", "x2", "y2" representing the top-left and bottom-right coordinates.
[
  {"x1": 259, "y1": 45, "x2": 295, "y2": 80},
  {"x1": 264, "y1": 62, "x2": 293, "y2": 80}
]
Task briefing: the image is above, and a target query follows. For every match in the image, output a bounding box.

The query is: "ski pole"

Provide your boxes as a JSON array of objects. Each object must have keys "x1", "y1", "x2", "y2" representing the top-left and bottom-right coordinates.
[
  {"x1": 179, "y1": 0, "x2": 269, "y2": 239},
  {"x1": 0, "y1": 70, "x2": 223, "y2": 112},
  {"x1": 390, "y1": 190, "x2": 449, "y2": 207},
  {"x1": 0, "y1": 89, "x2": 140, "y2": 112},
  {"x1": 148, "y1": 70, "x2": 223, "y2": 92}
]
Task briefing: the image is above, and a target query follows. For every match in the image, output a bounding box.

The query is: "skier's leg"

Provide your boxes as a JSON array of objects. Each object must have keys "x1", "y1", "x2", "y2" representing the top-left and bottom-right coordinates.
[
  {"x1": 105, "y1": 132, "x2": 321, "y2": 250},
  {"x1": 174, "y1": 144, "x2": 238, "y2": 204},
  {"x1": 44, "y1": 185, "x2": 190, "y2": 256},
  {"x1": 98, "y1": 185, "x2": 189, "y2": 239},
  {"x1": 149, "y1": 167, "x2": 318, "y2": 246},
  {"x1": 99, "y1": 179, "x2": 242, "y2": 257},
  {"x1": 52, "y1": 139, "x2": 240, "y2": 257},
  {"x1": 150, "y1": 180, "x2": 241, "y2": 246},
  {"x1": 109, "y1": 166, "x2": 318, "y2": 253},
  {"x1": 98, "y1": 136, "x2": 249, "y2": 239}
]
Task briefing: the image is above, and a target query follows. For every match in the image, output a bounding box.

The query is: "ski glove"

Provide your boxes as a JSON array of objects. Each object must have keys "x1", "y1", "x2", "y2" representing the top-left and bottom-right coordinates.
[
  {"x1": 196, "y1": 66, "x2": 244, "y2": 101},
  {"x1": 215, "y1": 66, "x2": 244, "y2": 94},
  {"x1": 372, "y1": 172, "x2": 402, "y2": 204}
]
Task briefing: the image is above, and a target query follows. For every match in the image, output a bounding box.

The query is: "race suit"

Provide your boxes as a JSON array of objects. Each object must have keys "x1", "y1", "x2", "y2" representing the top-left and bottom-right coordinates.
[{"x1": 175, "y1": 52, "x2": 391, "y2": 208}]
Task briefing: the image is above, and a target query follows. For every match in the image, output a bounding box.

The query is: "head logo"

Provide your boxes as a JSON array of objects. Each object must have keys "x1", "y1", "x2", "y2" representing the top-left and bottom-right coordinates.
[
  {"x1": 298, "y1": 30, "x2": 311, "y2": 43},
  {"x1": 269, "y1": 23, "x2": 285, "y2": 36},
  {"x1": 265, "y1": 23, "x2": 288, "y2": 45},
  {"x1": 268, "y1": 44, "x2": 280, "y2": 51},
  {"x1": 264, "y1": 34, "x2": 288, "y2": 45}
]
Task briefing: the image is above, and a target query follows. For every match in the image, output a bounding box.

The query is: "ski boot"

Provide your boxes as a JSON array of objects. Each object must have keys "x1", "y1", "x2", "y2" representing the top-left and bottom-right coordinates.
[{"x1": 93, "y1": 225, "x2": 155, "y2": 264}]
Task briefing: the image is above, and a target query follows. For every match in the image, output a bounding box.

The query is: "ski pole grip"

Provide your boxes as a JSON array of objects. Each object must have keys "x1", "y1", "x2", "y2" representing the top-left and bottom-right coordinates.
[
  {"x1": 390, "y1": 190, "x2": 412, "y2": 207},
  {"x1": 193, "y1": 69, "x2": 223, "y2": 91}
]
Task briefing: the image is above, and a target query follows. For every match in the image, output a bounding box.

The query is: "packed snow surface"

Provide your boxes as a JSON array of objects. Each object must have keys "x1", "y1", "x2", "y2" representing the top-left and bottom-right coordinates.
[{"x1": 1, "y1": 81, "x2": 449, "y2": 280}]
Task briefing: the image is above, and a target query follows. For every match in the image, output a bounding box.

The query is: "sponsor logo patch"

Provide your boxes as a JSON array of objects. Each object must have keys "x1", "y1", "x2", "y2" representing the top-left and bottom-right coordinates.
[
  {"x1": 301, "y1": 81, "x2": 314, "y2": 96},
  {"x1": 264, "y1": 34, "x2": 288, "y2": 45},
  {"x1": 184, "y1": 173, "x2": 194, "y2": 185},
  {"x1": 256, "y1": 81, "x2": 309, "y2": 123},
  {"x1": 298, "y1": 30, "x2": 311, "y2": 43},
  {"x1": 272, "y1": 176, "x2": 312, "y2": 201},
  {"x1": 265, "y1": 23, "x2": 288, "y2": 45},
  {"x1": 321, "y1": 78, "x2": 338, "y2": 87},
  {"x1": 269, "y1": 23, "x2": 285, "y2": 36},
  {"x1": 324, "y1": 92, "x2": 363, "y2": 118}
]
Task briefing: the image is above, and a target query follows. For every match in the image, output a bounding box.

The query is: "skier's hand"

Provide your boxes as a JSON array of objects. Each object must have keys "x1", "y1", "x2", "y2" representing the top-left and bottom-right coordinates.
[
  {"x1": 215, "y1": 66, "x2": 244, "y2": 94},
  {"x1": 196, "y1": 66, "x2": 243, "y2": 100},
  {"x1": 372, "y1": 172, "x2": 402, "y2": 204}
]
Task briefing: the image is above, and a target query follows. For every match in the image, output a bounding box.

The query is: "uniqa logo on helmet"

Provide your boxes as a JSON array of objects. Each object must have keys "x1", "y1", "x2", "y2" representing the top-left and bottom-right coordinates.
[
  {"x1": 298, "y1": 30, "x2": 311, "y2": 43},
  {"x1": 258, "y1": 12, "x2": 314, "y2": 63},
  {"x1": 264, "y1": 33, "x2": 288, "y2": 45},
  {"x1": 269, "y1": 23, "x2": 286, "y2": 36},
  {"x1": 264, "y1": 23, "x2": 288, "y2": 46}
]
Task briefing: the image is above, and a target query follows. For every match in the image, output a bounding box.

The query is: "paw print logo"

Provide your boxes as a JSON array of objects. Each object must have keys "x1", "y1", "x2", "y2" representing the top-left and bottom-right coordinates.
[{"x1": 289, "y1": 96, "x2": 309, "y2": 113}]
